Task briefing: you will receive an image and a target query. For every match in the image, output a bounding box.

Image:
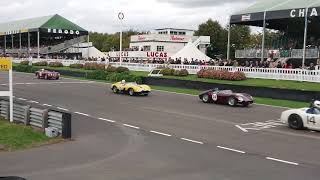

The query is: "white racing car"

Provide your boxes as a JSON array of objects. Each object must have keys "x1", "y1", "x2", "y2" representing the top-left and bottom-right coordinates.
[{"x1": 280, "y1": 100, "x2": 320, "y2": 131}]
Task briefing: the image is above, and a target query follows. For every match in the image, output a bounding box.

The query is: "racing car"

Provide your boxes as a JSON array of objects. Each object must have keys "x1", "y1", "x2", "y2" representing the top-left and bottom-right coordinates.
[
  {"x1": 199, "y1": 89, "x2": 254, "y2": 107},
  {"x1": 280, "y1": 100, "x2": 320, "y2": 130},
  {"x1": 35, "y1": 69, "x2": 60, "y2": 80},
  {"x1": 111, "y1": 80, "x2": 151, "y2": 96}
]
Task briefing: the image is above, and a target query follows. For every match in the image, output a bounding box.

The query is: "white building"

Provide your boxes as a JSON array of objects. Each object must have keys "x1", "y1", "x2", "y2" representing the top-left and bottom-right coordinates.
[{"x1": 108, "y1": 28, "x2": 210, "y2": 61}]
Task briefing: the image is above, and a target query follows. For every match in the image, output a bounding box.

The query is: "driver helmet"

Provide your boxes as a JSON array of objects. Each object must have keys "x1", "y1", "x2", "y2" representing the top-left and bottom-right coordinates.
[
  {"x1": 313, "y1": 100, "x2": 320, "y2": 109},
  {"x1": 121, "y1": 80, "x2": 126, "y2": 84},
  {"x1": 41, "y1": 69, "x2": 45, "y2": 71}
]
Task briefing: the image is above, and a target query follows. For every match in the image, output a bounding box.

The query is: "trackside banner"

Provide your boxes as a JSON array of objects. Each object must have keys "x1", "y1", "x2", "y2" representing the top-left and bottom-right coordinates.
[{"x1": 231, "y1": 6, "x2": 320, "y2": 24}]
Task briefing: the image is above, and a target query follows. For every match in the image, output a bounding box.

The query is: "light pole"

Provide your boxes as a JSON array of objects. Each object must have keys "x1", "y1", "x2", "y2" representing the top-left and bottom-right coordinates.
[{"x1": 118, "y1": 12, "x2": 124, "y2": 66}]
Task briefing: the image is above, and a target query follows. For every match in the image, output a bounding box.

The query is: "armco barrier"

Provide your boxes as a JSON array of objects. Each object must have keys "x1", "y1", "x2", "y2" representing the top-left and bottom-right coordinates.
[
  {"x1": 13, "y1": 103, "x2": 30, "y2": 125},
  {"x1": 29, "y1": 108, "x2": 48, "y2": 128},
  {"x1": 48, "y1": 110, "x2": 71, "y2": 139},
  {"x1": 0, "y1": 99, "x2": 72, "y2": 139},
  {"x1": 0, "y1": 100, "x2": 9, "y2": 120}
]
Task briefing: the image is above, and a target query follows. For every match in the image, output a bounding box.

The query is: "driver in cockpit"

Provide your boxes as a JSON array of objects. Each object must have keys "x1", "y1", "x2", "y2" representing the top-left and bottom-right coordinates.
[{"x1": 307, "y1": 100, "x2": 320, "y2": 114}]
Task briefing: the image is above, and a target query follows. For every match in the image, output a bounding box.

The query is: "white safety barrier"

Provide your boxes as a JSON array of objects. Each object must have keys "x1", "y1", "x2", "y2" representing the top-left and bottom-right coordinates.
[
  {"x1": 12, "y1": 59, "x2": 320, "y2": 82},
  {"x1": 13, "y1": 58, "x2": 105, "y2": 66},
  {"x1": 110, "y1": 62, "x2": 320, "y2": 83}
]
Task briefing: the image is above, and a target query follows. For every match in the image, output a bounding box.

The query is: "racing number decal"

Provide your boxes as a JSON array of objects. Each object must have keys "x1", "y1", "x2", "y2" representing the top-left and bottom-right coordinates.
[
  {"x1": 307, "y1": 116, "x2": 316, "y2": 125},
  {"x1": 212, "y1": 93, "x2": 218, "y2": 101}
]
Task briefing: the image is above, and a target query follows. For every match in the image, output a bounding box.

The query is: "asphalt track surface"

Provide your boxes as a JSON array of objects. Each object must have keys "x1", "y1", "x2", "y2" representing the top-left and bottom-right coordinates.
[{"x1": 0, "y1": 72, "x2": 320, "y2": 180}]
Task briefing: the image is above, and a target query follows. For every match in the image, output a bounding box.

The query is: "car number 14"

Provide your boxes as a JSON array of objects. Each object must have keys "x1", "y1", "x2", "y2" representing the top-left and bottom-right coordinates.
[{"x1": 307, "y1": 116, "x2": 316, "y2": 125}]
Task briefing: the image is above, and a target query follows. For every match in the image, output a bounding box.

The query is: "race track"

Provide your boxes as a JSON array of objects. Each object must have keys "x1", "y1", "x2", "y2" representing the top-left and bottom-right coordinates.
[{"x1": 0, "y1": 72, "x2": 319, "y2": 180}]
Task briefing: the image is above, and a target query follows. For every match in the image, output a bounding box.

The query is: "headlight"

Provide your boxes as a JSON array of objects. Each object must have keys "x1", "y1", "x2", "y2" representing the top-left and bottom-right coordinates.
[{"x1": 238, "y1": 97, "x2": 244, "y2": 102}]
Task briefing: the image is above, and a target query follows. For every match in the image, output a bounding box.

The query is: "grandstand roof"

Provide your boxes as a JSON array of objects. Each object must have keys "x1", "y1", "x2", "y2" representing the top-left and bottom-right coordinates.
[
  {"x1": 0, "y1": 14, "x2": 87, "y2": 33},
  {"x1": 231, "y1": 0, "x2": 320, "y2": 26}
]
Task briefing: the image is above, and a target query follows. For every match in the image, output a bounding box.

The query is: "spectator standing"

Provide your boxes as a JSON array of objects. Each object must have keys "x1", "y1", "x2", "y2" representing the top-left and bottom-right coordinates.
[
  {"x1": 276, "y1": 61, "x2": 282, "y2": 68},
  {"x1": 309, "y1": 63, "x2": 316, "y2": 70}
]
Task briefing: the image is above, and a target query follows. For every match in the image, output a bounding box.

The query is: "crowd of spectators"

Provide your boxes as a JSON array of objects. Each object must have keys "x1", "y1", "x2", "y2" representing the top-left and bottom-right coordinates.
[{"x1": 109, "y1": 56, "x2": 320, "y2": 70}]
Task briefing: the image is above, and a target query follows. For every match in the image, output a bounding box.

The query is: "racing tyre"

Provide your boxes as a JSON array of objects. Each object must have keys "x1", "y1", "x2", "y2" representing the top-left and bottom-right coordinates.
[
  {"x1": 288, "y1": 114, "x2": 304, "y2": 130},
  {"x1": 37, "y1": 74, "x2": 40, "y2": 79},
  {"x1": 128, "y1": 88, "x2": 135, "y2": 96},
  {"x1": 56, "y1": 76, "x2": 60, "y2": 80},
  {"x1": 242, "y1": 103, "x2": 249, "y2": 107},
  {"x1": 44, "y1": 75, "x2": 48, "y2": 80},
  {"x1": 202, "y1": 94, "x2": 210, "y2": 103},
  {"x1": 228, "y1": 97, "x2": 237, "y2": 107},
  {"x1": 112, "y1": 86, "x2": 119, "y2": 94}
]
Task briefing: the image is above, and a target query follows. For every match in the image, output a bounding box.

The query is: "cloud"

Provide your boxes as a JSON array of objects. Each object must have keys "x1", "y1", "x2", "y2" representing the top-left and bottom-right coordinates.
[
  {"x1": 157, "y1": 0, "x2": 255, "y2": 8},
  {"x1": 0, "y1": 0, "x2": 254, "y2": 33}
]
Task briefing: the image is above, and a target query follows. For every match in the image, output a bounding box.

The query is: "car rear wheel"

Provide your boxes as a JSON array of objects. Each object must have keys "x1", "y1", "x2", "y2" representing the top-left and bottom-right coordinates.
[
  {"x1": 56, "y1": 76, "x2": 59, "y2": 80},
  {"x1": 288, "y1": 114, "x2": 304, "y2": 130},
  {"x1": 202, "y1": 94, "x2": 212, "y2": 103},
  {"x1": 228, "y1": 97, "x2": 237, "y2": 106},
  {"x1": 112, "y1": 86, "x2": 119, "y2": 94},
  {"x1": 128, "y1": 88, "x2": 135, "y2": 96}
]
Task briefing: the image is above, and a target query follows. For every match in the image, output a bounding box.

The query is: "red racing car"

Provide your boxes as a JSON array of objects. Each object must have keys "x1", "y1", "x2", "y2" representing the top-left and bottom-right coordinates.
[
  {"x1": 199, "y1": 89, "x2": 254, "y2": 107},
  {"x1": 35, "y1": 69, "x2": 60, "y2": 80}
]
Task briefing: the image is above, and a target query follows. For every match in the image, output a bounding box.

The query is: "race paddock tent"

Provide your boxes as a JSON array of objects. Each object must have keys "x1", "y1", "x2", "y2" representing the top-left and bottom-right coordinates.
[
  {"x1": 228, "y1": 0, "x2": 320, "y2": 68},
  {"x1": 0, "y1": 14, "x2": 89, "y2": 59}
]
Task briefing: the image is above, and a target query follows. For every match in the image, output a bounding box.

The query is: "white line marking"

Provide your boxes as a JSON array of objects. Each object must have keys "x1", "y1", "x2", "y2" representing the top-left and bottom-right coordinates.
[
  {"x1": 217, "y1": 146, "x2": 246, "y2": 154},
  {"x1": 98, "y1": 118, "x2": 115, "y2": 123},
  {"x1": 74, "y1": 112, "x2": 90, "y2": 117},
  {"x1": 123, "y1": 124, "x2": 140, "y2": 129},
  {"x1": 18, "y1": 98, "x2": 27, "y2": 101},
  {"x1": 235, "y1": 125, "x2": 248, "y2": 132},
  {"x1": 266, "y1": 157, "x2": 299, "y2": 166},
  {"x1": 181, "y1": 138, "x2": 204, "y2": 145},
  {"x1": 29, "y1": 100, "x2": 39, "y2": 104},
  {"x1": 150, "y1": 130, "x2": 172, "y2": 137},
  {"x1": 57, "y1": 107, "x2": 69, "y2": 111},
  {"x1": 43, "y1": 104, "x2": 52, "y2": 107}
]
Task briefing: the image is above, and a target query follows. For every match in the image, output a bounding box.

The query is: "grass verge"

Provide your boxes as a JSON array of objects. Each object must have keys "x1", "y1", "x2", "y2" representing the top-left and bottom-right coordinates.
[
  {"x1": 0, "y1": 119, "x2": 60, "y2": 151},
  {"x1": 61, "y1": 75, "x2": 309, "y2": 109},
  {"x1": 14, "y1": 63, "x2": 319, "y2": 92},
  {"x1": 146, "y1": 75, "x2": 320, "y2": 92}
]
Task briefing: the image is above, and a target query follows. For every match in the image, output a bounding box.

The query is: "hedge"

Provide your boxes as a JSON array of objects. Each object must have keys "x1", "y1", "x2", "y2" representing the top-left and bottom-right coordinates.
[
  {"x1": 49, "y1": 62, "x2": 63, "y2": 67},
  {"x1": 20, "y1": 61, "x2": 29, "y2": 65},
  {"x1": 70, "y1": 64, "x2": 84, "y2": 69},
  {"x1": 84, "y1": 63, "x2": 105, "y2": 70},
  {"x1": 197, "y1": 69, "x2": 246, "y2": 81},
  {"x1": 87, "y1": 70, "x2": 107, "y2": 80},
  {"x1": 106, "y1": 72, "x2": 142, "y2": 83},
  {"x1": 160, "y1": 68, "x2": 189, "y2": 76},
  {"x1": 32, "y1": 61, "x2": 48, "y2": 66}
]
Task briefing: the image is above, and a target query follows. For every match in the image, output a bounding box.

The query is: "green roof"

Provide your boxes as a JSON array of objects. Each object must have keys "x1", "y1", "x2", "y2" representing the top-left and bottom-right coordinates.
[
  {"x1": 235, "y1": 0, "x2": 320, "y2": 15},
  {"x1": 0, "y1": 14, "x2": 87, "y2": 33}
]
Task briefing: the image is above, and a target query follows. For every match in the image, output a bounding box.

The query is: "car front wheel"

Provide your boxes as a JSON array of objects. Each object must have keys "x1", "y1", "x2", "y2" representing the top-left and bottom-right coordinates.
[
  {"x1": 288, "y1": 114, "x2": 304, "y2": 130},
  {"x1": 202, "y1": 94, "x2": 210, "y2": 103},
  {"x1": 128, "y1": 89, "x2": 135, "y2": 96},
  {"x1": 112, "y1": 86, "x2": 119, "y2": 94}
]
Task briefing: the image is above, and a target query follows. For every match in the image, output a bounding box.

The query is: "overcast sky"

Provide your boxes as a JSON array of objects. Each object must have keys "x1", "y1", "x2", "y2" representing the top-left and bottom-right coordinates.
[{"x1": 0, "y1": 0, "x2": 256, "y2": 33}]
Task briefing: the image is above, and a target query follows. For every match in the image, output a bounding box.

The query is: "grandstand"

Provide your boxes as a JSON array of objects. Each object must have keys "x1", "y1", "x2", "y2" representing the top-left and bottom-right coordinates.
[
  {"x1": 229, "y1": 0, "x2": 320, "y2": 68},
  {"x1": 0, "y1": 14, "x2": 89, "y2": 59}
]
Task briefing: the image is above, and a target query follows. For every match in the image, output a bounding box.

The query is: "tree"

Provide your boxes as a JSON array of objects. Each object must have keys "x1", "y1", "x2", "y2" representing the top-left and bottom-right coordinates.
[
  {"x1": 195, "y1": 19, "x2": 226, "y2": 58},
  {"x1": 89, "y1": 30, "x2": 141, "y2": 52},
  {"x1": 229, "y1": 25, "x2": 251, "y2": 59}
]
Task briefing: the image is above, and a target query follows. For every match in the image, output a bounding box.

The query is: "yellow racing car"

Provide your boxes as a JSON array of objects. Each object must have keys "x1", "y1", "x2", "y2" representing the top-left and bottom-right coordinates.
[{"x1": 111, "y1": 80, "x2": 151, "y2": 96}]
